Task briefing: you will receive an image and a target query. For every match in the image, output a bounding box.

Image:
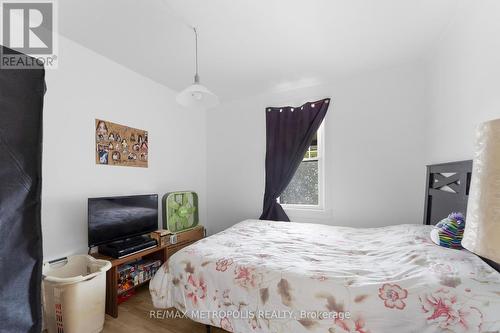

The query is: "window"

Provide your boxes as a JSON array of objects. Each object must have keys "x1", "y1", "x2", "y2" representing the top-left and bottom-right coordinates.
[{"x1": 279, "y1": 122, "x2": 324, "y2": 209}]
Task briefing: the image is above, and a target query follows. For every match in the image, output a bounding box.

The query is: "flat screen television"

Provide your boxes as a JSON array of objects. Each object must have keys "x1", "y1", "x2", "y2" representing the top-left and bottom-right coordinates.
[{"x1": 88, "y1": 194, "x2": 158, "y2": 247}]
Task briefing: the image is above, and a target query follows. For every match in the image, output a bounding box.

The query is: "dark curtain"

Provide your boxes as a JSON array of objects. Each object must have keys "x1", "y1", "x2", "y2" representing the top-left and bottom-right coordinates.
[
  {"x1": 0, "y1": 46, "x2": 45, "y2": 333},
  {"x1": 260, "y1": 98, "x2": 330, "y2": 221}
]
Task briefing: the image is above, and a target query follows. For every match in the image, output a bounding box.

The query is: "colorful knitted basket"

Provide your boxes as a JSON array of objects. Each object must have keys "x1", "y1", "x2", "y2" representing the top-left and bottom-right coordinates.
[{"x1": 430, "y1": 212, "x2": 465, "y2": 249}]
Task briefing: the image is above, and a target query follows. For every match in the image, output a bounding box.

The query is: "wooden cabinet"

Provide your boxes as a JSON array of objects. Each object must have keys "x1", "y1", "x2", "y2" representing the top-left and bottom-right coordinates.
[{"x1": 92, "y1": 226, "x2": 204, "y2": 317}]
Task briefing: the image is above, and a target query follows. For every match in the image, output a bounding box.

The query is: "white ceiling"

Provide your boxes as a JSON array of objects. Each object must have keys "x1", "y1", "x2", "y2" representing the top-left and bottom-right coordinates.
[{"x1": 59, "y1": 0, "x2": 460, "y2": 101}]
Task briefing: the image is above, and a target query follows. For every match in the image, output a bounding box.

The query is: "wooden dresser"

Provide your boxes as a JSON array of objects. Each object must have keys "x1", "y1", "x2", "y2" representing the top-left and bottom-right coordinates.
[{"x1": 92, "y1": 226, "x2": 205, "y2": 317}]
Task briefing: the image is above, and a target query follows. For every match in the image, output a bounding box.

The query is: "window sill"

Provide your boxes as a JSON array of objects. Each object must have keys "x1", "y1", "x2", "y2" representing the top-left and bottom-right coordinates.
[
  {"x1": 281, "y1": 204, "x2": 323, "y2": 211},
  {"x1": 283, "y1": 206, "x2": 333, "y2": 220}
]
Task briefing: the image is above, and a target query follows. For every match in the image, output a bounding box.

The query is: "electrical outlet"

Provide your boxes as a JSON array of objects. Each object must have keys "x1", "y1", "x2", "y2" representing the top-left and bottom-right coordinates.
[{"x1": 170, "y1": 234, "x2": 177, "y2": 245}]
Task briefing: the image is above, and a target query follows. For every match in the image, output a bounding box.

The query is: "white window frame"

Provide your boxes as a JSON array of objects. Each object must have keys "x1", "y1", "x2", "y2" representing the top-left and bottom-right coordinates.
[{"x1": 279, "y1": 121, "x2": 325, "y2": 211}]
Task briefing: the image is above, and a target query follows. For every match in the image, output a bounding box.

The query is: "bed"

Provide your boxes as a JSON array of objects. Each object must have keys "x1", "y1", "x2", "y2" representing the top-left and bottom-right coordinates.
[{"x1": 150, "y1": 161, "x2": 500, "y2": 333}]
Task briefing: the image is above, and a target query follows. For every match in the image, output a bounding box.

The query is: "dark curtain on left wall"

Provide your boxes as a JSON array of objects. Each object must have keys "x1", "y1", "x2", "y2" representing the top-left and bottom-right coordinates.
[{"x1": 0, "y1": 46, "x2": 45, "y2": 333}]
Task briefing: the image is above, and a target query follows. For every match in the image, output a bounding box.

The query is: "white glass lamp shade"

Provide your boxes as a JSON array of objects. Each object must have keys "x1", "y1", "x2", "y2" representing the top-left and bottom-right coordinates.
[
  {"x1": 462, "y1": 118, "x2": 500, "y2": 263},
  {"x1": 176, "y1": 83, "x2": 219, "y2": 109}
]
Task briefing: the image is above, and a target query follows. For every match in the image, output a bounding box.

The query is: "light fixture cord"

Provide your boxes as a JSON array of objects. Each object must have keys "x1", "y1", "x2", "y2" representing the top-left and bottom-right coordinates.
[{"x1": 194, "y1": 27, "x2": 200, "y2": 84}]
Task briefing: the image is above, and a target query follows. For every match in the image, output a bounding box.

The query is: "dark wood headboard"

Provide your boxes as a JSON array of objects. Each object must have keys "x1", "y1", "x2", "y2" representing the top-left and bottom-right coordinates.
[
  {"x1": 423, "y1": 160, "x2": 472, "y2": 226},
  {"x1": 423, "y1": 160, "x2": 499, "y2": 272}
]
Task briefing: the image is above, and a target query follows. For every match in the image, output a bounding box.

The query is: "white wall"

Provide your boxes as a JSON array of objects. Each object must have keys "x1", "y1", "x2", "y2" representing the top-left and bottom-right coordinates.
[
  {"x1": 205, "y1": 0, "x2": 500, "y2": 234},
  {"x1": 42, "y1": 36, "x2": 206, "y2": 260},
  {"x1": 207, "y1": 62, "x2": 428, "y2": 233},
  {"x1": 44, "y1": 0, "x2": 500, "y2": 258},
  {"x1": 426, "y1": 0, "x2": 500, "y2": 163}
]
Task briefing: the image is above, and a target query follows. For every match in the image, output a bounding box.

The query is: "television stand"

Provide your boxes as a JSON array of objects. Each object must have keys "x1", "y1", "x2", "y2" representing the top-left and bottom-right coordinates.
[
  {"x1": 92, "y1": 226, "x2": 204, "y2": 318},
  {"x1": 98, "y1": 235, "x2": 157, "y2": 259}
]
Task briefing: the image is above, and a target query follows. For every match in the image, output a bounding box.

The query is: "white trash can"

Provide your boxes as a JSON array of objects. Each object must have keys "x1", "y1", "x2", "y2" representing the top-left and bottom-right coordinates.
[{"x1": 42, "y1": 255, "x2": 112, "y2": 333}]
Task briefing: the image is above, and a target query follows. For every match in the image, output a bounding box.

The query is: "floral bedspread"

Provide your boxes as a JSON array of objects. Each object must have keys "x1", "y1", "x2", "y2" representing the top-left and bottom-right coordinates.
[{"x1": 150, "y1": 220, "x2": 500, "y2": 333}]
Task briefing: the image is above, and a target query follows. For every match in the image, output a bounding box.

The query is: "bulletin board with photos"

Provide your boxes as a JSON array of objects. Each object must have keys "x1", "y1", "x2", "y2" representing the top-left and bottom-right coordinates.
[{"x1": 95, "y1": 119, "x2": 148, "y2": 168}]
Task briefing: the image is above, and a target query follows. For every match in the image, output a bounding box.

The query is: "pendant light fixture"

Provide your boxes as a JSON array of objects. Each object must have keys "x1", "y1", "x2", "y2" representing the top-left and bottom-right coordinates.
[{"x1": 176, "y1": 27, "x2": 219, "y2": 109}]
